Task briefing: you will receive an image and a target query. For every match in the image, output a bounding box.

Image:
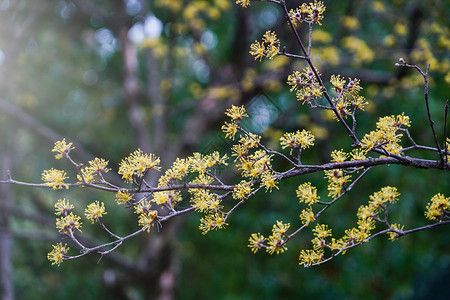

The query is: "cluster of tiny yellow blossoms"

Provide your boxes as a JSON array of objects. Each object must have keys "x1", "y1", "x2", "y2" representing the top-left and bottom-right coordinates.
[
  {"x1": 49, "y1": 199, "x2": 78, "y2": 265},
  {"x1": 266, "y1": 221, "x2": 290, "y2": 255},
  {"x1": 298, "y1": 186, "x2": 401, "y2": 266},
  {"x1": 52, "y1": 139, "x2": 75, "y2": 159},
  {"x1": 118, "y1": 149, "x2": 161, "y2": 183},
  {"x1": 77, "y1": 158, "x2": 110, "y2": 183},
  {"x1": 297, "y1": 182, "x2": 320, "y2": 206},
  {"x1": 223, "y1": 105, "x2": 279, "y2": 192},
  {"x1": 329, "y1": 75, "x2": 366, "y2": 119},
  {"x1": 361, "y1": 113, "x2": 411, "y2": 155},
  {"x1": 298, "y1": 223, "x2": 331, "y2": 266},
  {"x1": 47, "y1": 243, "x2": 69, "y2": 266},
  {"x1": 248, "y1": 233, "x2": 265, "y2": 253},
  {"x1": 56, "y1": 212, "x2": 82, "y2": 234},
  {"x1": 388, "y1": 223, "x2": 405, "y2": 241},
  {"x1": 133, "y1": 199, "x2": 158, "y2": 231},
  {"x1": 288, "y1": 1, "x2": 326, "y2": 26},
  {"x1": 425, "y1": 193, "x2": 449, "y2": 221},
  {"x1": 115, "y1": 190, "x2": 134, "y2": 205},
  {"x1": 136, "y1": 204, "x2": 159, "y2": 232},
  {"x1": 297, "y1": 181, "x2": 319, "y2": 227},
  {"x1": 199, "y1": 212, "x2": 228, "y2": 235},
  {"x1": 249, "y1": 31, "x2": 280, "y2": 61},
  {"x1": 287, "y1": 68, "x2": 323, "y2": 104},
  {"x1": 84, "y1": 201, "x2": 107, "y2": 224},
  {"x1": 235, "y1": 0, "x2": 250, "y2": 8},
  {"x1": 232, "y1": 180, "x2": 253, "y2": 200},
  {"x1": 324, "y1": 167, "x2": 351, "y2": 199},
  {"x1": 54, "y1": 198, "x2": 74, "y2": 216},
  {"x1": 42, "y1": 168, "x2": 69, "y2": 190},
  {"x1": 280, "y1": 129, "x2": 315, "y2": 154}
]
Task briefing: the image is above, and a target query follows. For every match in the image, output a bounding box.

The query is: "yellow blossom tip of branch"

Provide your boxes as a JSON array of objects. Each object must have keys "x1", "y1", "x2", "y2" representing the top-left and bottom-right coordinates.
[
  {"x1": 47, "y1": 243, "x2": 69, "y2": 266},
  {"x1": 52, "y1": 139, "x2": 74, "y2": 159},
  {"x1": 85, "y1": 201, "x2": 107, "y2": 224},
  {"x1": 41, "y1": 168, "x2": 69, "y2": 190}
]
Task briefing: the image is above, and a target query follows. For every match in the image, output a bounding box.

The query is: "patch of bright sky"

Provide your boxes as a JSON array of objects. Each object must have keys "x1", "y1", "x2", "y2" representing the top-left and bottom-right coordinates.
[{"x1": 128, "y1": 15, "x2": 163, "y2": 44}]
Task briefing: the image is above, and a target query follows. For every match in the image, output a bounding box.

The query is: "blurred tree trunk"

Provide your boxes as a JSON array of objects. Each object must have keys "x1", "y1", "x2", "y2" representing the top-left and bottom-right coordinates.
[{"x1": 0, "y1": 141, "x2": 14, "y2": 300}]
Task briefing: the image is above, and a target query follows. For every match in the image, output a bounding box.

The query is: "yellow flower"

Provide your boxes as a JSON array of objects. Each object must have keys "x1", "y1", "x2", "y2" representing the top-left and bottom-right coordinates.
[
  {"x1": 54, "y1": 198, "x2": 74, "y2": 216},
  {"x1": 299, "y1": 249, "x2": 323, "y2": 267},
  {"x1": 199, "y1": 213, "x2": 228, "y2": 234},
  {"x1": 266, "y1": 236, "x2": 287, "y2": 255},
  {"x1": 249, "y1": 31, "x2": 280, "y2": 61},
  {"x1": 261, "y1": 172, "x2": 278, "y2": 192},
  {"x1": 221, "y1": 121, "x2": 239, "y2": 140},
  {"x1": 47, "y1": 243, "x2": 69, "y2": 266},
  {"x1": 248, "y1": 233, "x2": 265, "y2": 253},
  {"x1": 56, "y1": 212, "x2": 82, "y2": 234},
  {"x1": 115, "y1": 190, "x2": 134, "y2": 205},
  {"x1": 138, "y1": 210, "x2": 158, "y2": 232},
  {"x1": 42, "y1": 168, "x2": 69, "y2": 190},
  {"x1": 52, "y1": 139, "x2": 74, "y2": 159},
  {"x1": 313, "y1": 224, "x2": 332, "y2": 239},
  {"x1": 308, "y1": 0, "x2": 326, "y2": 25},
  {"x1": 84, "y1": 201, "x2": 107, "y2": 224},
  {"x1": 369, "y1": 186, "x2": 400, "y2": 208},
  {"x1": 236, "y1": 0, "x2": 250, "y2": 8},
  {"x1": 300, "y1": 208, "x2": 315, "y2": 225},
  {"x1": 118, "y1": 149, "x2": 161, "y2": 183},
  {"x1": 297, "y1": 182, "x2": 320, "y2": 205},
  {"x1": 425, "y1": 193, "x2": 449, "y2": 221},
  {"x1": 330, "y1": 149, "x2": 348, "y2": 162},
  {"x1": 232, "y1": 180, "x2": 253, "y2": 200},
  {"x1": 388, "y1": 224, "x2": 404, "y2": 241},
  {"x1": 280, "y1": 130, "x2": 315, "y2": 152},
  {"x1": 225, "y1": 105, "x2": 248, "y2": 121},
  {"x1": 88, "y1": 158, "x2": 110, "y2": 175}
]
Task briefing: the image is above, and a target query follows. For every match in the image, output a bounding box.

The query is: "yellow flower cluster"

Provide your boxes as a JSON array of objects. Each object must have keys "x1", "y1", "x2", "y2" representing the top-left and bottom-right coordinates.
[
  {"x1": 54, "y1": 198, "x2": 74, "y2": 216},
  {"x1": 248, "y1": 233, "x2": 265, "y2": 253},
  {"x1": 329, "y1": 75, "x2": 366, "y2": 119},
  {"x1": 115, "y1": 190, "x2": 134, "y2": 205},
  {"x1": 297, "y1": 182, "x2": 320, "y2": 206},
  {"x1": 42, "y1": 168, "x2": 69, "y2": 190},
  {"x1": 236, "y1": 0, "x2": 250, "y2": 8},
  {"x1": 84, "y1": 201, "x2": 107, "y2": 224},
  {"x1": 388, "y1": 224, "x2": 405, "y2": 241},
  {"x1": 56, "y1": 212, "x2": 82, "y2": 234},
  {"x1": 266, "y1": 221, "x2": 290, "y2": 255},
  {"x1": 118, "y1": 149, "x2": 161, "y2": 183},
  {"x1": 249, "y1": 31, "x2": 280, "y2": 61},
  {"x1": 199, "y1": 212, "x2": 227, "y2": 235},
  {"x1": 248, "y1": 221, "x2": 290, "y2": 255},
  {"x1": 361, "y1": 113, "x2": 411, "y2": 155},
  {"x1": 223, "y1": 105, "x2": 279, "y2": 192},
  {"x1": 299, "y1": 249, "x2": 323, "y2": 267},
  {"x1": 288, "y1": 1, "x2": 326, "y2": 26},
  {"x1": 134, "y1": 199, "x2": 158, "y2": 232},
  {"x1": 299, "y1": 187, "x2": 400, "y2": 267},
  {"x1": 324, "y1": 168, "x2": 351, "y2": 199},
  {"x1": 287, "y1": 68, "x2": 323, "y2": 104},
  {"x1": 47, "y1": 243, "x2": 69, "y2": 266},
  {"x1": 52, "y1": 139, "x2": 74, "y2": 159},
  {"x1": 232, "y1": 180, "x2": 253, "y2": 200},
  {"x1": 280, "y1": 130, "x2": 315, "y2": 154},
  {"x1": 77, "y1": 158, "x2": 110, "y2": 183},
  {"x1": 425, "y1": 193, "x2": 449, "y2": 221}
]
